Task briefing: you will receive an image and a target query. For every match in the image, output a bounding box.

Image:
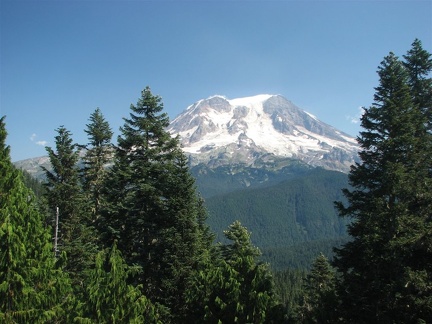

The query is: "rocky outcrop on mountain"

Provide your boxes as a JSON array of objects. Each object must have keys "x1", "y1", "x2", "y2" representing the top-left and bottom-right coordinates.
[
  {"x1": 168, "y1": 94, "x2": 359, "y2": 172},
  {"x1": 15, "y1": 94, "x2": 360, "y2": 176}
]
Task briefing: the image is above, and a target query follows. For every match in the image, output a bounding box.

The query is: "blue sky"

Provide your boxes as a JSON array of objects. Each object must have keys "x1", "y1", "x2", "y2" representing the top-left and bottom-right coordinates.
[{"x1": 1, "y1": 0, "x2": 431, "y2": 162}]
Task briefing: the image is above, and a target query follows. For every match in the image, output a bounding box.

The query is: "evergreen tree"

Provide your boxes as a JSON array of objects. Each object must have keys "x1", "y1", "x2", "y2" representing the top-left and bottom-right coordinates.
[
  {"x1": 42, "y1": 126, "x2": 97, "y2": 290},
  {"x1": 0, "y1": 116, "x2": 75, "y2": 322},
  {"x1": 272, "y1": 267, "x2": 307, "y2": 322},
  {"x1": 334, "y1": 46, "x2": 432, "y2": 322},
  {"x1": 403, "y1": 38, "x2": 432, "y2": 130},
  {"x1": 43, "y1": 126, "x2": 82, "y2": 249},
  {"x1": 297, "y1": 254, "x2": 338, "y2": 323},
  {"x1": 101, "y1": 87, "x2": 210, "y2": 321},
  {"x1": 196, "y1": 195, "x2": 216, "y2": 256},
  {"x1": 77, "y1": 242, "x2": 161, "y2": 323},
  {"x1": 82, "y1": 108, "x2": 113, "y2": 220},
  {"x1": 189, "y1": 221, "x2": 284, "y2": 323}
]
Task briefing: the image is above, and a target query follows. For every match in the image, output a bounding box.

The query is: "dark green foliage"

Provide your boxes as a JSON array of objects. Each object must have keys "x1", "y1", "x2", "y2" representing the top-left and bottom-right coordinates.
[
  {"x1": 20, "y1": 169, "x2": 52, "y2": 227},
  {"x1": 100, "y1": 87, "x2": 211, "y2": 321},
  {"x1": 42, "y1": 126, "x2": 83, "y2": 245},
  {"x1": 403, "y1": 39, "x2": 432, "y2": 130},
  {"x1": 82, "y1": 108, "x2": 113, "y2": 219},
  {"x1": 272, "y1": 268, "x2": 307, "y2": 320},
  {"x1": 191, "y1": 158, "x2": 313, "y2": 198},
  {"x1": 0, "y1": 117, "x2": 75, "y2": 323},
  {"x1": 297, "y1": 254, "x2": 338, "y2": 323},
  {"x1": 262, "y1": 237, "x2": 350, "y2": 271},
  {"x1": 21, "y1": 169, "x2": 45, "y2": 200},
  {"x1": 188, "y1": 221, "x2": 284, "y2": 323},
  {"x1": 206, "y1": 168, "x2": 350, "y2": 249},
  {"x1": 42, "y1": 126, "x2": 98, "y2": 290},
  {"x1": 78, "y1": 242, "x2": 161, "y2": 323},
  {"x1": 334, "y1": 42, "x2": 432, "y2": 323}
]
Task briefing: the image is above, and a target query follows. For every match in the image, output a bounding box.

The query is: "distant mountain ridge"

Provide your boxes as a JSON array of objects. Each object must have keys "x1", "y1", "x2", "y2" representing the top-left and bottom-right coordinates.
[
  {"x1": 168, "y1": 94, "x2": 359, "y2": 172},
  {"x1": 15, "y1": 94, "x2": 359, "y2": 177},
  {"x1": 14, "y1": 156, "x2": 51, "y2": 181},
  {"x1": 13, "y1": 94, "x2": 357, "y2": 269}
]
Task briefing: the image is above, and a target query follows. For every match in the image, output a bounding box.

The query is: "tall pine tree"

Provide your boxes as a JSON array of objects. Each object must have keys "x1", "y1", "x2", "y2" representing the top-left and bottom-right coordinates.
[
  {"x1": 297, "y1": 254, "x2": 338, "y2": 324},
  {"x1": 77, "y1": 242, "x2": 161, "y2": 323},
  {"x1": 0, "y1": 117, "x2": 75, "y2": 323},
  {"x1": 188, "y1": 221, "x2": 283, "y2": 323},
  {"x1": 403, "y1": 38, "x2": 432, "y2": 131},
  {"x1": 43, "y1": 126, "x2": 97, "y2": 291},
  {"x1": 82, "y1": 108, "x2": 113, "y2": 220},
  {"x1": 334, "y1": 45, "x2": 432, "y2": 322},
  {"x1": 101, "y1": 87, "x2": 211, "y2": 321}
]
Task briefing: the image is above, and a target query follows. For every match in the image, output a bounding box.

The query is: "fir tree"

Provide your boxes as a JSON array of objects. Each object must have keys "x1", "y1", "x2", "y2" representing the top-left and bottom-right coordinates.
[
  {"x1": 189, "y1": 221, "x2": 284, "y2": 323},
  {"x1": 196, "y1": 195, "x2": 216, "y2": 256},
  {"x1": 82, "y1": 108, "x2": 113, "y2": 220},
  {"x1": 42, "y1": 126, "x2": 97, "y2": 291},
  {"x1": 403, "y1": 38, "x2": 432, "y2": 130},
  {"x1": 298, "y1": 254, "x2": 338, "y2": 323},
  {"x1": 77, "y1": 242, "x2": 161, "y2": 323},
  {"x1": 334, "y1": 46, "x2": 432, "y2": 322},
  {"x1": 43, "y1": 126, "x2": 82, "y2": 249},
  {"x1": 101, "y1": 87, "x2": 210, "y2": 321},
  {"x1": 0, "y1": 116, "x2": 75, "y2": 322}
]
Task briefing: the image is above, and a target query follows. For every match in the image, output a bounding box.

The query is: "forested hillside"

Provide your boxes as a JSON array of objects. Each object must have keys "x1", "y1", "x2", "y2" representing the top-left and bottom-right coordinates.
[
  {"x1": 204, "y1": 168, "x2": 351, "y2": 270},
  {"x1": 206, "y1": 168, "x2": 350, "y2": 246},
  {"x1": 2, "y1": 40, "x2": 431, "y2": 322},
  {"x1": 190, "y1": 158, "x2": 314, "y2": 199},
  {"x1": 1, "y1": 90, "x2": 284, "y2": 323}
]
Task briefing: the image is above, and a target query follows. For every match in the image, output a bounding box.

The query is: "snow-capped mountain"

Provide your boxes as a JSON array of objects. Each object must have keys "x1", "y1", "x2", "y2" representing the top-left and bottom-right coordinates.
[{"x1": 168, "y1": 94, "x2": 359, "y2": 172}]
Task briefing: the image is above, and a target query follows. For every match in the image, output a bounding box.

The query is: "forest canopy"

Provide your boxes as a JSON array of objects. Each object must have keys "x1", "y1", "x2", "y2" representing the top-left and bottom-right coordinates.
[{"x1": 1, "y1": 39, "x2": 431, "y2": 323}]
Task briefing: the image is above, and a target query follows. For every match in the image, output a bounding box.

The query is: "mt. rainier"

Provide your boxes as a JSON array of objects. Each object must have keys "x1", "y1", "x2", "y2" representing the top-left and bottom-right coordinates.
[{"x1": 168, "y1": 94, "x2": 359, "y2": 172}]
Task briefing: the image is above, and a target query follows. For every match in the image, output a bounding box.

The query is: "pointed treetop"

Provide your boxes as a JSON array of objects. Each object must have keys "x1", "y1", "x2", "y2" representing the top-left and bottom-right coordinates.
[{"x1": 85, "y1": 108, "x2": 113, "y2": 147}]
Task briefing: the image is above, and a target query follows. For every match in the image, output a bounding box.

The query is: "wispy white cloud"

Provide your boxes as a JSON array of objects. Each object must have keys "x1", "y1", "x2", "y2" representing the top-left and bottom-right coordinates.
[
  {"x1": 346, "y1": 107, "x2": 365, "y2": 124},
  {"x1": 36, "y1": 140, "x2": 48, "y2": 146},
  {"x1": 29, "y1": 133, "x2": 48, "y2": 146}
]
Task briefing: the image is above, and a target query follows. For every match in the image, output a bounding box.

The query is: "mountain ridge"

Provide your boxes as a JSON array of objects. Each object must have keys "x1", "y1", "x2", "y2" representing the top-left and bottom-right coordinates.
[
  {"x1": 14, "y1": 94, "x2": 359, "y2": 177},
  {"x1": 13, "y1": 94, "x2": 356, "y2": 270},
  {"x1": 168, "y1": 94, "x2": 359, "y2": 172}
]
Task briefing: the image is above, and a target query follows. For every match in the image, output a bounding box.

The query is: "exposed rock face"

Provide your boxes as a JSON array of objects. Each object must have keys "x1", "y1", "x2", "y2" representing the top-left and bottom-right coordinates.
[
  {"x1": 14, "y1": 94, "x2": 360, "y2": 176},
  {"x1": 168, "y1": 94, "x2": 359, "y2": 172}
]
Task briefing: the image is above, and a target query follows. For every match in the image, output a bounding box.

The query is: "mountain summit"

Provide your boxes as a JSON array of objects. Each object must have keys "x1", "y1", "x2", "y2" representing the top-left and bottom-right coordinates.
[{"x1": 168, "y1": 94, "x2": 359, "y2": 172}]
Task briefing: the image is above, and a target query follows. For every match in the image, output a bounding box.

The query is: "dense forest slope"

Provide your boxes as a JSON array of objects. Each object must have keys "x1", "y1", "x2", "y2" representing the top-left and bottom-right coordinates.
[
  {"x1": 205, "y1": 167, "x2": 350, "y2": 245},
  {"x1": 190, "y1": 157, "x2": 314, "y2": 198},
  {"x1": 202, "y1": 167, "x2": 351, "y2": 269},
  {"x1": 19, "y1": 157, "x2": 352, "y2": 270}
]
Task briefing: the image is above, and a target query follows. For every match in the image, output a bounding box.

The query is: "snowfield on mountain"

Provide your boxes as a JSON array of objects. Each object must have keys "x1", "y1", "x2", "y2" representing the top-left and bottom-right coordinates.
[{"x1": 168, "y1": 94, "x2": 359, "y2": 172}]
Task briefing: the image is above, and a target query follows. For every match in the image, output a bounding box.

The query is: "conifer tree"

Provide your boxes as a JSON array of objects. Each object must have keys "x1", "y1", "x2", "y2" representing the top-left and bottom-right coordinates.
[
  {"x1": 82, "y1": 108, "x2": 113, "y2": 220},
  {"x1": 43, "y1": 126, "x2": 82, "y2": 246},
  {"x1": 78, "y1": 242, "x2": 161, "y2": 323},
  {"x1": 0, "y1": 117, "x2": 75, "y2": 322},
  {"x1": 43, "y1": 126, "x2": 97, "y2": 290},
  {"x1": 403, "y1": 38, "x2": 432, "y2": 130},
  {"x1": 101, "y1": 87, "x2": 210, "y2": 321},
  {"x1": 196, "y1": 195, "x2": 216, "y2": 257},
  {"x1": 298, "y1": 254, "x2": 338, "y2": 323},
  {"x1": 189, "y1": 221, "x2": 284, "y2": 323},
  {"x1": 334, "y1": 46, "x2": 432, "y2": 322}
]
